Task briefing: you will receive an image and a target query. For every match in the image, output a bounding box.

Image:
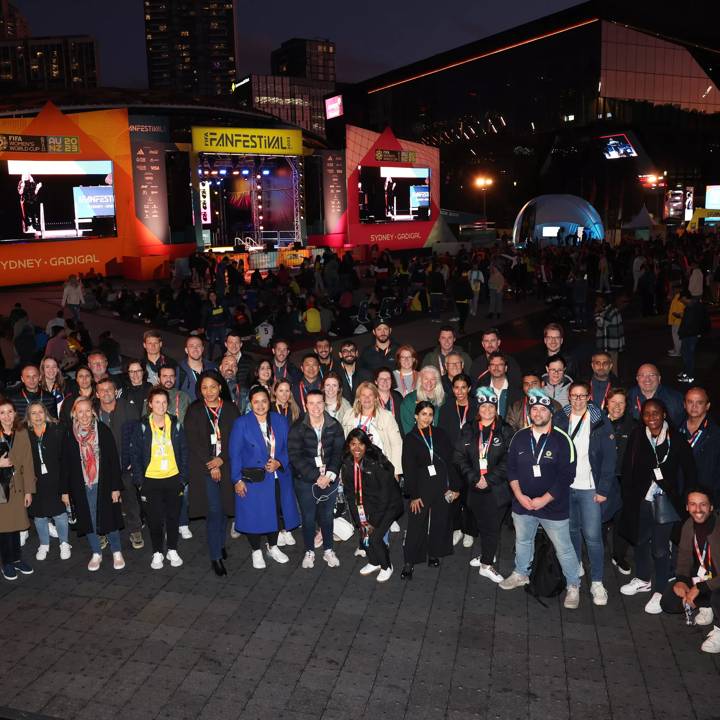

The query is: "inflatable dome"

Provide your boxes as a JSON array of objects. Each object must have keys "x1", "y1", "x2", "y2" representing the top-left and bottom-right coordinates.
[{"x1": 512, "y1": 194, "x2": 604, "y2": 247}]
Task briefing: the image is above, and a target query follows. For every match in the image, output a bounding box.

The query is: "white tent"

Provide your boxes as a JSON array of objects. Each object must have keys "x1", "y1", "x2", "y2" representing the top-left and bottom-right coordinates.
[{"x1": 512, "y1": 194, "x2": 605, "y2": 246}]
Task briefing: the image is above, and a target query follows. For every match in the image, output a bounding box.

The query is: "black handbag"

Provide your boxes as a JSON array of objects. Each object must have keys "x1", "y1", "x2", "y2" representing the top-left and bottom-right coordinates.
[
  {"x1": 0, "y1": 443, "x2": 11, "y2": 504},
  {"x1": 242, "y1": 467, "x2": 266, "y2": 483},
  {"x1": 651, "y1": 492, "x2": 680, "y2": 525}
]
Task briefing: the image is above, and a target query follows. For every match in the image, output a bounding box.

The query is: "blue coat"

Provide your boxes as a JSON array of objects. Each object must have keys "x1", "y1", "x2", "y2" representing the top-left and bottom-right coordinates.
[
  {"x1": 627, "y1": 384, "x2": 684, "y2": 428},
  {"x1": 229, "y1": 411, "x2": 300, "y2": 534},
  {"x1": 554, "y1": 403, "x2": 619, "y2": 522}
]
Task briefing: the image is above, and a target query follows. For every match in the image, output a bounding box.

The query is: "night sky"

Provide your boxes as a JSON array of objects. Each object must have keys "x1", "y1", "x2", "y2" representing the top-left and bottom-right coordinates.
[{"x1": 15, "y1": 0, "x2": 579, "y2": 88}]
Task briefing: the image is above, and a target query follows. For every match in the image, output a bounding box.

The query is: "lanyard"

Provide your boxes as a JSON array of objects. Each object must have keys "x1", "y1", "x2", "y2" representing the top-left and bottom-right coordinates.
[
  {"x1": 694, "y1": 533, "x2": 712, "y2": 574},
  {"x1": 276, "y1": 363, "x2": 288, "y2": 380},
  {"x1": 592, "y1": 382, "x2": 610, "y2": 410},
  {"x1": 22, "y1": 388, "x2": 43, "y2": 403},
  {"x1": 299, "y1": 383, "x2": 308, "y2": 412},
  {"x1": 275, "y1": 402, "x2": 288, "y2": 417},
  {"x1": 262, "y1": 421, "x2": 276, "y2": 458},
  {"x1": 320, "y1": 359, "x2": 334, "y2": 377},
  {"x1": 382, "y1": 395, "x2": 395, "y2": 416},
  {"x1": 399, "y1": 372, "x2": 416, "y2": 395},
  {"x1": 150, "y1": 416, "x2": 170, "y2": 453},
  {"x1": 205, "y1": 401, "x2": 222, "y2": 440},
  {"x1": 357, "y1": 413, "x2": 374, "y2": 432},
  {"x1": 456, "y1": 402, "x2": 469, "y2": 428},
  {"x1": 650, "y1": 433, "x2": 671, "y2": 467},
  {"x1": 34, "y1": 427, "x2": 46, "y2": 465},
  {"x1": 686, "y1": 418, "x2": 708, "y2": 448},
  {"x1": 569, "y1": 411, "x2": 587, "y2": 440},
  {"x1": 419, "y1": 426, "x2": 433, "y2": 462},
  {"x1": 478, "y1": 421, "x2": 495, "y2": 460},
  {"x1": 530, "y1": 429, "x2": 550, "y2": 464},
  {"x1": 354, "y1": 461, "x2": 364, "y2": 509},
  {"x1": 438, "y1": 354, "x2": 446, "y2": 376}
]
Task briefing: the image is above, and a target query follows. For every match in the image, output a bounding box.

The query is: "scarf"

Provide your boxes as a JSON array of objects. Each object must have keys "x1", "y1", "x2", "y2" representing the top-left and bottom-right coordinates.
[
  {"x1": 74, "y1": 420, "x2": 99, "y2": 487},
  {"x1": 646, "y1": 420, "x2": 669, "y2": 449}
]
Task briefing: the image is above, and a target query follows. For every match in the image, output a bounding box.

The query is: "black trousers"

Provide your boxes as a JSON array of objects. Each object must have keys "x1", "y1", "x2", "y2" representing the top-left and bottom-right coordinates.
[
  {"x1": 451, "y1": 483, "x2": 479, "y2": 536},
  {"x1": 357, "y1": 509, "x2": 401, "y2": 570},
  {"x1": 246, "y1": 477, "x2": 283, "y2": 552},
  {"x1": 0, "y1": 531, "x2": 20, "y2": 565},
  {"x1": 660, "y1": 583, "x2": 720, "y2": 619},
  {"x1": 403, "y1": 496, "x2": 453, "y2": 565},
  {"x1": 466, "y1": 490, "x2": 507, "y2": 565},
  {"x1": 142, "y1": 476, "x2": 182, "y2": 553}
]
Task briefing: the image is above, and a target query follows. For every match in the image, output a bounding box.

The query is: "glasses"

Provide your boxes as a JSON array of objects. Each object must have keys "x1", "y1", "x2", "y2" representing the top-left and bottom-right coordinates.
[
  {"x1": 570, "y1": 394, "x2": 588, "y2": 400},
  {"x1": 128, "y1": 369, "x2": 143, "y2": 375},
  {"x1": 399, "y1": 354, "x2": 413, "y2": 360},
  {"x1": 446, "y1": 361, "x2": 462, "y2": 368},
  {"x1": 545, "y1": 335, "x2": 562, "y2": 341}
]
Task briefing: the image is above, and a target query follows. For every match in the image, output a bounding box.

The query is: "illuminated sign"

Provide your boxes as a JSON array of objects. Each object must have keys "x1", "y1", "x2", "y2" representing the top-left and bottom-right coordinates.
[
  {"x1": 325, "y1": 95, "x2": 344, "y2": 119},
  {"x1": 192, "y1": 126, "x2": 303, "y2": 155},
  {"x1": 199, "y1": 181, "x2": 212, "y2": 224},
  {"x1": 706, "y1": 185, "x2": 720, "y2": 210},
  {"x1": 73, "y1": 186, "x2": 116, "y2": 218},
  {"x1": 374, "y1": 149, "x2": 417, "y2": 163},
  {"x1": 685, "y1": 187, "x2": 694, "y2": 221},
  {"x1": 0, "y1": 134, "x2": 80, "y2": 153}
]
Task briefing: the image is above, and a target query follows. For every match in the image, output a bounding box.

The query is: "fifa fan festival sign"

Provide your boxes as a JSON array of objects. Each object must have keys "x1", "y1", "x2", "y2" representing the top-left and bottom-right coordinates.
[{"x1": 192, "y1": 127, "x2": 303, "y2": 155}]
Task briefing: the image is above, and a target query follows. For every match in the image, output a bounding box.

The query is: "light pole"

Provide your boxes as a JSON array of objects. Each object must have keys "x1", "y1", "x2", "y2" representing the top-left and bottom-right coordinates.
[{"x1": 474, "y1": 176, "x2": 493, "y2": 221}]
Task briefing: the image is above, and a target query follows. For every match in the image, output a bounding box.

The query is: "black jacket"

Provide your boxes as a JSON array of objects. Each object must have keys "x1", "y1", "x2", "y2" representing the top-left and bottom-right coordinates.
[
  {"x1": 27, "y1": 423, "x2": 65, "y2": 518},
  {"x1": 454, "y1": 420, "x2": 513, "y2": 507},
  {"x1": 401, "y1": 425, "x2": 460, "y2": 503},
  {"x1": 9, "y1": 385, "x2": 58, "y2": 420},
  {"x1": 340, "y1": 452, "x2": 403, "y2": 530},
  {"x1": 609, "y1": 413, "x2": 638, "y2": 472},
  {"x1": 126, "y1": 414, "x2": 189, "y2": 486},
  {"x1": 678, "y1": 417, "x2": 720, "y2": 506},
  {"x1": 287, "y1": 412, "x2": 345, "y2": 484},
  {"x1": 95, "y1": 397, "x2": 140, "y2": 474},
  {"x1": 438, "y1": 399, "x2": 478, "y2": 449}
]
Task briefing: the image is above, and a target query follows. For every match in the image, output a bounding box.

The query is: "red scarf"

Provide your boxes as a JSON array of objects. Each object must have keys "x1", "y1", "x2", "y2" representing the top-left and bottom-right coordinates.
[{"x1": 73, "y1": 421, "x2": 98, "y2": 486}]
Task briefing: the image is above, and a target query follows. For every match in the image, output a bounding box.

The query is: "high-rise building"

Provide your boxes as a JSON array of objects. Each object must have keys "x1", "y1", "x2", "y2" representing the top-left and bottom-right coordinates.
[
  {"x1": 271, "y1": 38, "x2": 336, "y2": 84},
  {"x1": 0, "y1": 36, "x2": 97, "y2": 90},
  {"x1": 144, "y1": 0, "x2": 238, "y2": 96},
  {"x1": 0, "y1": 0, "x2": 29, "y2": 41}
]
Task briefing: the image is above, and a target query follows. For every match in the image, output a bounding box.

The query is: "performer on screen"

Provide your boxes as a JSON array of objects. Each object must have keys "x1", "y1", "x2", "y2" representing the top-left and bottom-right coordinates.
[{"x1": 17, "y1": 173, "x2": 42, "y2": 234}]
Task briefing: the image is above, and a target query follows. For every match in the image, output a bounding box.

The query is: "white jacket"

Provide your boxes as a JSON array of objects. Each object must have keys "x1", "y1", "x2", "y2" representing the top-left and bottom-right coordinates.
[{"x1": 342, "y1": 407, "x2": 403, "y2": 475}]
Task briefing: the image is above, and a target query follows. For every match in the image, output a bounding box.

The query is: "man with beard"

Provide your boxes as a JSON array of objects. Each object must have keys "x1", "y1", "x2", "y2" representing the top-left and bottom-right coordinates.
[{"x1": 359, "y1": 319, "x2": 399, "y2": 374}]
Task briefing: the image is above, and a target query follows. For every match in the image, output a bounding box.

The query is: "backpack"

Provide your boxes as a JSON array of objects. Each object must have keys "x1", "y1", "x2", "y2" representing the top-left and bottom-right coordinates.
[{"x1": 525, "y1": 528, "x2": 565, "y2": 604}]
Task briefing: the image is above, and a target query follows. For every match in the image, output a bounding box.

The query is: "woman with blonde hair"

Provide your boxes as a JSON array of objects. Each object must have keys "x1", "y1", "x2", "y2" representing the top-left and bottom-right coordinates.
[
  {"x1": 342, "y1": 381, "x2": 403, "y2": 477},
  {"x1": 39, "y1": 357, "x2": 65, "y2": 416},
  {"x1": 393, "y1": 345, "x2": 418, "y2": 397},
  {"x1": 322, "y1": 371, "x2": 351, "y2": 425},
  {"x1": 273, "y1": 379, "x2": 301, "y2": 423},
  {"x1": 399, "y1": 365, "x2": 446, "y2": 434},
  {"x1": 24, "y1": 401, "x2": 70, "y2": 561}
]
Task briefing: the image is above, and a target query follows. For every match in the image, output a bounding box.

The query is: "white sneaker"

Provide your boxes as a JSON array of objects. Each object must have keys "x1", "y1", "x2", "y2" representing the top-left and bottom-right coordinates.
[
  {"x1": 701, "y1": 626, "x2": 720, "y2": 653},
  {"x1": 277, "y1": 531, "x2": 286, "y2": 547},
  {"x1": 564, "y1": 585, "x2": 580, "y2": 609},
  {"x1": 302, "y1": 551, "x2": 315, "y2": 569},
  {"x1": 620, "y1": 577, "x2": 652, "y2": 595},
  {"x1": 696, "y1": 607, "x2": 714, "y2": 626},
  {"x1": 59, "y1": 542, "x2": 72, "y2": 560},
  {"x1": 462, "y1": 534, "x2": 474, "y2": 548},
  {"x1": 499, "y1": 571, "x2": 530, "y2": 590},
  {"x1": 178, "y1": 525, "x2": 193, "y2": 540},
  {"x1": 578, "y1": 563, "x2": 585, "y2": 578},
  {"x1": 359, "y1": 563, "x2": 381, "y2": 576},
  {"x1": 591, "y1": 581, "x2": 608, "y2": 606},
  {"x1": 479, "y1": 564, "x2": 504, "y2": 583},
  {"x1": 252, "y1": 549, "x2": 266, "y2": 569},
  {"x1": 281, "y1": 530, "x2": 295, "y2": 546},
  {"x1": 48, "y1": 523, "x2": 58, "y2": 539},
  {"x1": 469, "y1": 556, "x2": 482, "y2": 568},
  {"x1": 266, "y1": 545, "x2": 289, "y2": 564},
  {"x1": 390, "y1": 521, "x2": 401, "y2": 533},
  {"x1": 323, "y1": 549, "x2": 340, "y2": 568},
  {"x1": 150, "y1": 552, "x2": 164, "y2": 570},
  {"x1": 87, "y1": 553, "x2": 102, "y2": 572},
  {"x1": 230, "y1": 525, "x2": 241, "y2": 539},
  {"x1": 314, "y1": 530, "x2": 323, "y2": 548},
  {"x1": 166, "y1": 549, "x2": 183, "y2": 567},
  {"x1": 353, "y1": 548, "x2": 367, "y2": 558},
  {"x1": 452, "y1": 529, "x2": 464, "y2": 546},
  {"x1": 644, "y1": 592, "x2": 663, "y2": 614},
  {"x1": 377, "y1": 566, "x2": 393, "y2": 583},
  {"x1": 36, "y1": 544, "x2": 49, "y2": 561},
  {"x1": 20, "y1": 530, "x2": 28, "y2": 547},
  {"x1": 112, "y1": 552, "x2": 126, "y2": 570}
]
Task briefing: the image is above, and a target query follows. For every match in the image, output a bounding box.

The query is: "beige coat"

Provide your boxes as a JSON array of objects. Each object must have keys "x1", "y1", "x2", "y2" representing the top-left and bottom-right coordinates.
[
  {"x1": 0, "y1": 428, "x2": 37, "y2": 532},
  {"x1": 342, "y1": 407, "x2": 403, "y2": 475}
]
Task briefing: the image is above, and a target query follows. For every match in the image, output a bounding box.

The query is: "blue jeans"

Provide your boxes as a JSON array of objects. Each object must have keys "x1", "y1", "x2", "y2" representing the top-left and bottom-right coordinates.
[
  {"x1": 512, "y1": 512, "x2": 579, "y2": 587},
  {"x1": 569, "y1": 488, "x2": 604, "y2": 582},
  {"x1": 205, "y1": 475, "x2": 226, "y2": 561},
  {"x1": 295, "y1": 480, "x2": 335, "y2": 553},
  {"x1": 34, "y1": 514, "x2": 69, "y2": 545},
  {"x1": 85, "y1": 484, "x2": 121, "y2": 554},
  {"x1": 179, "y1": 483, "x2": 189, "y2": 527}
]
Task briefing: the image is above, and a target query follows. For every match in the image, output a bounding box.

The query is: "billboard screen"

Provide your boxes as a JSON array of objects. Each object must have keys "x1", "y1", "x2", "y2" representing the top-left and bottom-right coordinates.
[
  {"x1": 358, "y1": 166, "x2": 431, "y2": 223},
  {"x1": 0, "y1": 159, "x2": 116, "y2": 242},
  {"x1": 325, "y1": 95, "x2": 344, "y2": 120},
  {"x1": 600, "y1": 133, "x2": 638, "y2": 159},
  {"x1": 706, "y1": 185, "x2": 720, "y2": 210}
]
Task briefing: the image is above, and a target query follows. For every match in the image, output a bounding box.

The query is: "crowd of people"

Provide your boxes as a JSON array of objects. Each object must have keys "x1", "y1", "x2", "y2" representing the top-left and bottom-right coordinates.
[{"x1": 0, "y1": 233, "x2": 718, "y2": 659}]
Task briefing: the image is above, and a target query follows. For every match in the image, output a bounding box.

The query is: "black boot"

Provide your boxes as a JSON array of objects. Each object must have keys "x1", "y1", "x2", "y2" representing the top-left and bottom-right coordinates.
[
  {"x1": 428, "y1": 557, "x2": 440, "y2": 568},
  {"x1": 212, "y1": 559, "x2": 227, "y2": 576},
  {"x1": 400, "y1": 563, "x2": 413, "y2": 580}
]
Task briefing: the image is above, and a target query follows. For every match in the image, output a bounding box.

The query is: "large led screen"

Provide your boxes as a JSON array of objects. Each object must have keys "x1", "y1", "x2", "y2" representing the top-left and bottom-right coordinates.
[
  {"x1": 357, "y1": 166, "x2": 431, "y2": 223},
  {"x1": 600, "y1": 133, "x2": 638, "y2": 160},
  {"x1": 0, "y1": 159, "x2": 117, "y2": 242}
]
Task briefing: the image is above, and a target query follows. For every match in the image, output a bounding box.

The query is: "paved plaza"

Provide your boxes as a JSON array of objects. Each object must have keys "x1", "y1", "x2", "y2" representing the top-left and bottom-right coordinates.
[{"x1": 0, "y1": 285, "x2": 719, "y2": 720}]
